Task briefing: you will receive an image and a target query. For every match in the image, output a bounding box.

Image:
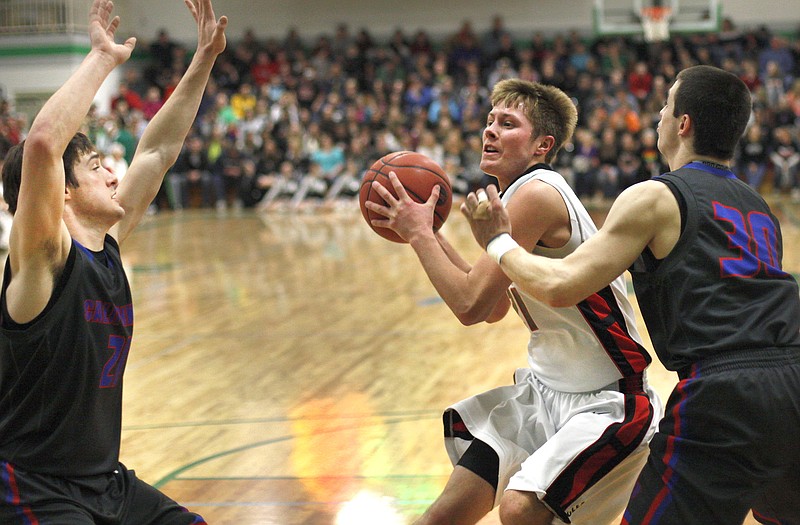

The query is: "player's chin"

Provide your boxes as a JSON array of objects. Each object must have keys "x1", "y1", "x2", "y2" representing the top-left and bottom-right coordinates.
[{"x1": 479, "y1": 158, "x2": 499, "y2": 176}]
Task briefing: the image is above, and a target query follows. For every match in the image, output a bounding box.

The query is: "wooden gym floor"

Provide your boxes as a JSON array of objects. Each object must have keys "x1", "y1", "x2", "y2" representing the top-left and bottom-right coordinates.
[{"x1": 34, "y1": 197, "x2": 800, "y2": 523}]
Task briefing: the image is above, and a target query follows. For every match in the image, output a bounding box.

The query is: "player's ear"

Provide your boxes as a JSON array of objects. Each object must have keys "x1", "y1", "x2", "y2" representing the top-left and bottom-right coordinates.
[
  {"x1": 534, "y1": 135, "x2": 555, "y2": 157},
  {"x1": 678, "y1": 114, "x2": 691, "y2": 136}
]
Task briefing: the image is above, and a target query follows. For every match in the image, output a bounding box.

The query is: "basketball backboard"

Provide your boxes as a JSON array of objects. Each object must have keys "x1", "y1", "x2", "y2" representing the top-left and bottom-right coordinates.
[{"x1": 593, "y1": 0, "x2": 722, "y2": 41}]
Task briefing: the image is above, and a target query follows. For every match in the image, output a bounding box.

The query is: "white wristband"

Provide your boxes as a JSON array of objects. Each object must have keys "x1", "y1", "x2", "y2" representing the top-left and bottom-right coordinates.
[{"x1": 486, "y1": 233, "x2": 519, "y2": 265}]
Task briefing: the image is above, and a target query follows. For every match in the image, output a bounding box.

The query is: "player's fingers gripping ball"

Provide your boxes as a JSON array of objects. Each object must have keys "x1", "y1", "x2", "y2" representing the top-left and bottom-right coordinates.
[{"x1": 359, "y1": 151, "x2": 452, "y2": 243}]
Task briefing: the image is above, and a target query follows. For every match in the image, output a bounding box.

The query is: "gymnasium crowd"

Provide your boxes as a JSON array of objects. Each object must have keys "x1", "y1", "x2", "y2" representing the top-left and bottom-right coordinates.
[{"x1": 1, "y1": 15, "x2": 799, "y2": 215}]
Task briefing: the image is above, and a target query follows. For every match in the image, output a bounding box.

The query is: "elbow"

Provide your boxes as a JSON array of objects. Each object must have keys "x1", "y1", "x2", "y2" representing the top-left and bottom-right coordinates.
[
  {"x1": 454, "y1": 300, "x2": 500, "y2": 326},
  {"x1": 546, "y1": 294, "x2": 578, "y2": 309},
  {"x1": 456, "y1": 311, "x2": 484, "y2": 326},
  {"x1": 445, "y1": 299, "x2": 483, "y2": 326},
  {"x1": 158, "y1": 147, "x2": 181, "y2": 171},
  {"x1": 532, "y1": 280, "x2": 581, "y2": 309},
  {"x1": 24, "y1": 128, "x2": 61, "y2": 158},
  {"x1": 146, "y1": 147, "x2": 181, "y2": 174}
]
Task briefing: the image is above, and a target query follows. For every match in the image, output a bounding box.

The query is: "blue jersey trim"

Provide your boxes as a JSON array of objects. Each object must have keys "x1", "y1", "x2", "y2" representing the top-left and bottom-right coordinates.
[{"x1": 683, "y1": 161, "x2": 737, "y2": 179}]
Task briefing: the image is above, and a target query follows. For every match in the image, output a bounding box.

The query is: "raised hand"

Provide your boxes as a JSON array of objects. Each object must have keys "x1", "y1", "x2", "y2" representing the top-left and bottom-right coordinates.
[
  {"x1": 184, "y1": 0, "x2": 228, "y2": 59},
  {"x1": 88, "y1": 0, "x2": 136, "y2": 66}
]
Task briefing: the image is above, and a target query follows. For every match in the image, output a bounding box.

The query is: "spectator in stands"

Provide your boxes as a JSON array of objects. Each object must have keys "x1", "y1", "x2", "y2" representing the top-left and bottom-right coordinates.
[
  {"x1": 141, "y1": 85, "x2": 164, "y2": 121},
  {"x1": 737, "y1": 124, "x2": 771, "y2": 190},
  {"x1": 231, "y1": 82, "x2": 257, "y2": 119},
  {"x1": 486, "y1": 57, "x2": 519, "y2": 91},
  {"x1": 447, "y1": 20, "x2": 483, "y2": 82},
  {"x1": 739, "y1": 58, "x2": 762, "y2": 92},
  {"x1": 254, "y1": 159, "x2": 300, "y2": 211},
  {"x1": 149, "y1": 28, "x2": 179, "y2": 72},
  {"x1": 640, "y1": 127, "x2": 667, "y2": 179},
  {"x1": 310, "y1": 133, "x2": 345, "y2": 184},
  {"x1": 627, "y1": 61, "x2": 654, "y2": 102},
  {"x1": 416, "y1": 129, "x2": 445, "y2": 168},
  {"x1": 290, "y1": 160, "x2": 328, "y2": 209},
  {"x1": 111, "y1": 82, "x2": 144, "y2": 113},
  {"x1": 213, "y1": 138, "x2": 248, "y2": 210},
  {"x1": 428, "y1": 79, "x2": 463, "y2": 126},
  {"x1": 616, "y1": 130, "x2": 645, "y2": 190},
  {"x1": 597, "y1": 127, "x2": 621, "y2": 198},
  {"x1": 571, "y1": 127, "x2": 600, "y2": 199},
  {"x1": 769, "y1": 125, "x2": 800, "y2": 199},
  {"x1": 213, "y1": 91, "x2": 239, "y2": 134},
  {"x1": 759, "y1": 36, "x2": 795, "y2": 83},
  {"x1": 404, "y1": 73, "x2": 434, "y2": 117},
  {"x1": 170, "y1": 135, "x2": 216, "y2": 209},
  {"x1": 102, "y1": 142, "x2": 128, "y2": 181}
]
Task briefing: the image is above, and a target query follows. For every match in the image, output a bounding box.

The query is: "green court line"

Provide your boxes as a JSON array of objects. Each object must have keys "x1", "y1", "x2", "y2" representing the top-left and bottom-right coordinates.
[
  {"x1": 125, "y1": 409, "x2": 439, "y2": 431},
  {"x1": 174, "y1": 499, "x2": 437, "y2": 508},
  {"x1": 152, "y1": 413, "x2": 439, "y2": 489},
  {"x1": 172, "y1": 473, "x2": 448, "y2": 481}
]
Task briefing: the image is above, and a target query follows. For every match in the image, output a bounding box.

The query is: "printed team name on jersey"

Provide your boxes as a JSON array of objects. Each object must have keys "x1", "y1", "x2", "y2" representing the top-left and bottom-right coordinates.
[{"x1": 83, "y1": 300, "x2": 134, "y2": 327}]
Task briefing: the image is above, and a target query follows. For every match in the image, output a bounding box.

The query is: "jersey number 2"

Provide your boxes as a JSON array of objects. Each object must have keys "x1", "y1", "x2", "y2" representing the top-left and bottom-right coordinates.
[{"x1": 101, "y1": 335, "x2": 131, "y2": 388}]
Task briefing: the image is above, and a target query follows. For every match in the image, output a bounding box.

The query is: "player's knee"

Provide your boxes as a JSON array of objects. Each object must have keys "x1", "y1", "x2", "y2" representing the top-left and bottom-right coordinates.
[{"x1": 498, "y1": 490, "x2": 553, "y2": 525}]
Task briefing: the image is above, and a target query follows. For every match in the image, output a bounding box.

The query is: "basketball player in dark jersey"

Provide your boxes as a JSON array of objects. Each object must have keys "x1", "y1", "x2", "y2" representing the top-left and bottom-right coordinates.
[
  {"x1": 462, "y1": 65, "x2": 800, "y2": 524},
  {"x1": 0, "y1": 0, "x2": 227, "y2": 522}
]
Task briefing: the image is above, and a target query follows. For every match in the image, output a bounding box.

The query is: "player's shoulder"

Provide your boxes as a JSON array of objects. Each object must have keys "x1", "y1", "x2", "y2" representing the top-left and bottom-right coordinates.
[
  {"x1": 608, "y1": 179, "x2": 679, "y2": 233},
  {"x1": 618, "y1": 178, "x2": 673, "y2": 206},
  {"x1": 506, "y1": 176, "x2": 564, "y2": 211},
  {"x1": 504, "y1": 176, "x2": 571, "y2": 248}
]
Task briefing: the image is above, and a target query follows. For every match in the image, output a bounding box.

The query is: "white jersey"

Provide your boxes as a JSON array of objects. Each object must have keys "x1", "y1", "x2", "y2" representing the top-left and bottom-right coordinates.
[
  {"x1": 443, "y1": 167, "x2": 661, "y2": 522},
  {"x1": 501, "y1": 169, "x2": 649, "y2": 392}
]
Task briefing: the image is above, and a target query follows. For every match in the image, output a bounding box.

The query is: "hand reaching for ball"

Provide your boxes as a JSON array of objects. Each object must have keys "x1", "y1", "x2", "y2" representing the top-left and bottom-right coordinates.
[{"x1": 461, "y1": 185, "x2": 512, "y2": 249}]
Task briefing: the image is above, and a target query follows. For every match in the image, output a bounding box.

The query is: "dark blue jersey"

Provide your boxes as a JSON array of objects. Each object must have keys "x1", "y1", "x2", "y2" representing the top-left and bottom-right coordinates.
[
  {"x1": 630, "y1": 162, "x2": 800, "y2": 371},
  {"x1": 0, "y1": 236, "x2": 133, "y2": 476}
]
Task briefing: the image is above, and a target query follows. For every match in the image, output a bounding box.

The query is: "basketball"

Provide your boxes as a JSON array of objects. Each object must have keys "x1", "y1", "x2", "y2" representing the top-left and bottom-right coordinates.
[{"x1": 359, "y1": 151, "x2": 452, "y2": 243}]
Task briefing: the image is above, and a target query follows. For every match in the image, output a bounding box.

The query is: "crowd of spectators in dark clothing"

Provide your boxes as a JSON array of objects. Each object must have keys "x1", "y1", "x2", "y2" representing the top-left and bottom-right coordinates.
[{"x1": 2, "y1": 16, "x2": 800, "y2": 213}]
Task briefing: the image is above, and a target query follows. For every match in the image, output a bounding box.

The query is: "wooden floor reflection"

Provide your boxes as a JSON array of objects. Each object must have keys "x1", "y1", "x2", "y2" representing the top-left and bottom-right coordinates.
[{"x1": 115, "y1": 198, "x2": 800, "y2": 524}]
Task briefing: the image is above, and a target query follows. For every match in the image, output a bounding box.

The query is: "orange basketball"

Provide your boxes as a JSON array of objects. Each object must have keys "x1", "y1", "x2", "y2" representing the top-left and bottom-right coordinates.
[{"x1": 359, "y1": 151, "x2": 453, "y2": 243}]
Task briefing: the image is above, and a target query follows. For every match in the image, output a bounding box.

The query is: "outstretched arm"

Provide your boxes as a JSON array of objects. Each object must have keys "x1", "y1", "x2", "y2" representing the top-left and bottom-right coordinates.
[
  {"x1": 112, "y1": 0, "x2": 227, "y2": 242},
  {"x1": 462, "y1": 180, "x2": 680, "y2": 307},
  {"x1": 8, "y1": 0, "x2": 135, "y2": 323}
]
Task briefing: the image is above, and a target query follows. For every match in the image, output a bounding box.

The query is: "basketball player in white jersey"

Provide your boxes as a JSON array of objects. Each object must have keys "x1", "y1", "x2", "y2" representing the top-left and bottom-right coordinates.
[{"x1": 365, "y1": 78, "x2": 662, "y2": 524}]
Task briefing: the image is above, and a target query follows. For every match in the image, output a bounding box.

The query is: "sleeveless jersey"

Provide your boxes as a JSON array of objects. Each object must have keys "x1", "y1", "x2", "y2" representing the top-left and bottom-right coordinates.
[
  {"x1": 630, "y1": 162, "x2": 800, "y2": 371},
  {"x1": 503, "y1": 167, "x2": 651, "y2": 392},
  {"x1": 0, "y1": 236, "x2": 133, "y2": 476}
]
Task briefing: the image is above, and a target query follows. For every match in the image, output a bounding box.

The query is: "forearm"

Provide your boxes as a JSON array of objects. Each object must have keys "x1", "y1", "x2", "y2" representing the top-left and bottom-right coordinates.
[
  {"x1": 410, "y1": 233, "x2": 498, "y2": 324},
  {"x1": 497, "y1": 247, "x2": 578, "y2": 307},
  {"x1": 491, "y1": 234, "x2": 627, "y2": 308},
  {"x1": 136, "y1": 53, "x2": 216, "y2": 166},
  {"x1": 435, "y1": 231, "x2": 472, "y2": 273},
  {"x1": 27, "y1": 52, "x2": 116, "y2": 152}
]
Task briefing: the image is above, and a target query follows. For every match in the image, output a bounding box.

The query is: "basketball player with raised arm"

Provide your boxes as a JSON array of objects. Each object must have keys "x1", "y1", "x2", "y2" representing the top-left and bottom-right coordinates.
[
  {"x1": 0, "y1": 0, "x2": 226, "y2": 522},
  {"x1": 366, "y1": 78, "x2": 662, "y2": 525}
]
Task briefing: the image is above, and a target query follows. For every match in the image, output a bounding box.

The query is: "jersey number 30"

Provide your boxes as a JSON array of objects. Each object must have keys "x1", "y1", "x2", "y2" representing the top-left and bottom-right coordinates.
[{"x1": 714, "y1": 202, "x2": 786, "y2": 278}]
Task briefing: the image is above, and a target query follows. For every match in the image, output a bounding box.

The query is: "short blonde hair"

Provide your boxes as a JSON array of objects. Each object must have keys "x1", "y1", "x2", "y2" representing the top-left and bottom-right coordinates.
[{"x1": 490, "y1": 79, "x2": 578, "y2": 163}]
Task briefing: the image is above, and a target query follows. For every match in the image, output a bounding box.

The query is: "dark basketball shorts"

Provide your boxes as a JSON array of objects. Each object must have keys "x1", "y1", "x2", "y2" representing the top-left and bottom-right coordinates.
[{"x1": 0, "y1": 461, "x2": 206, "y2": 525}]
